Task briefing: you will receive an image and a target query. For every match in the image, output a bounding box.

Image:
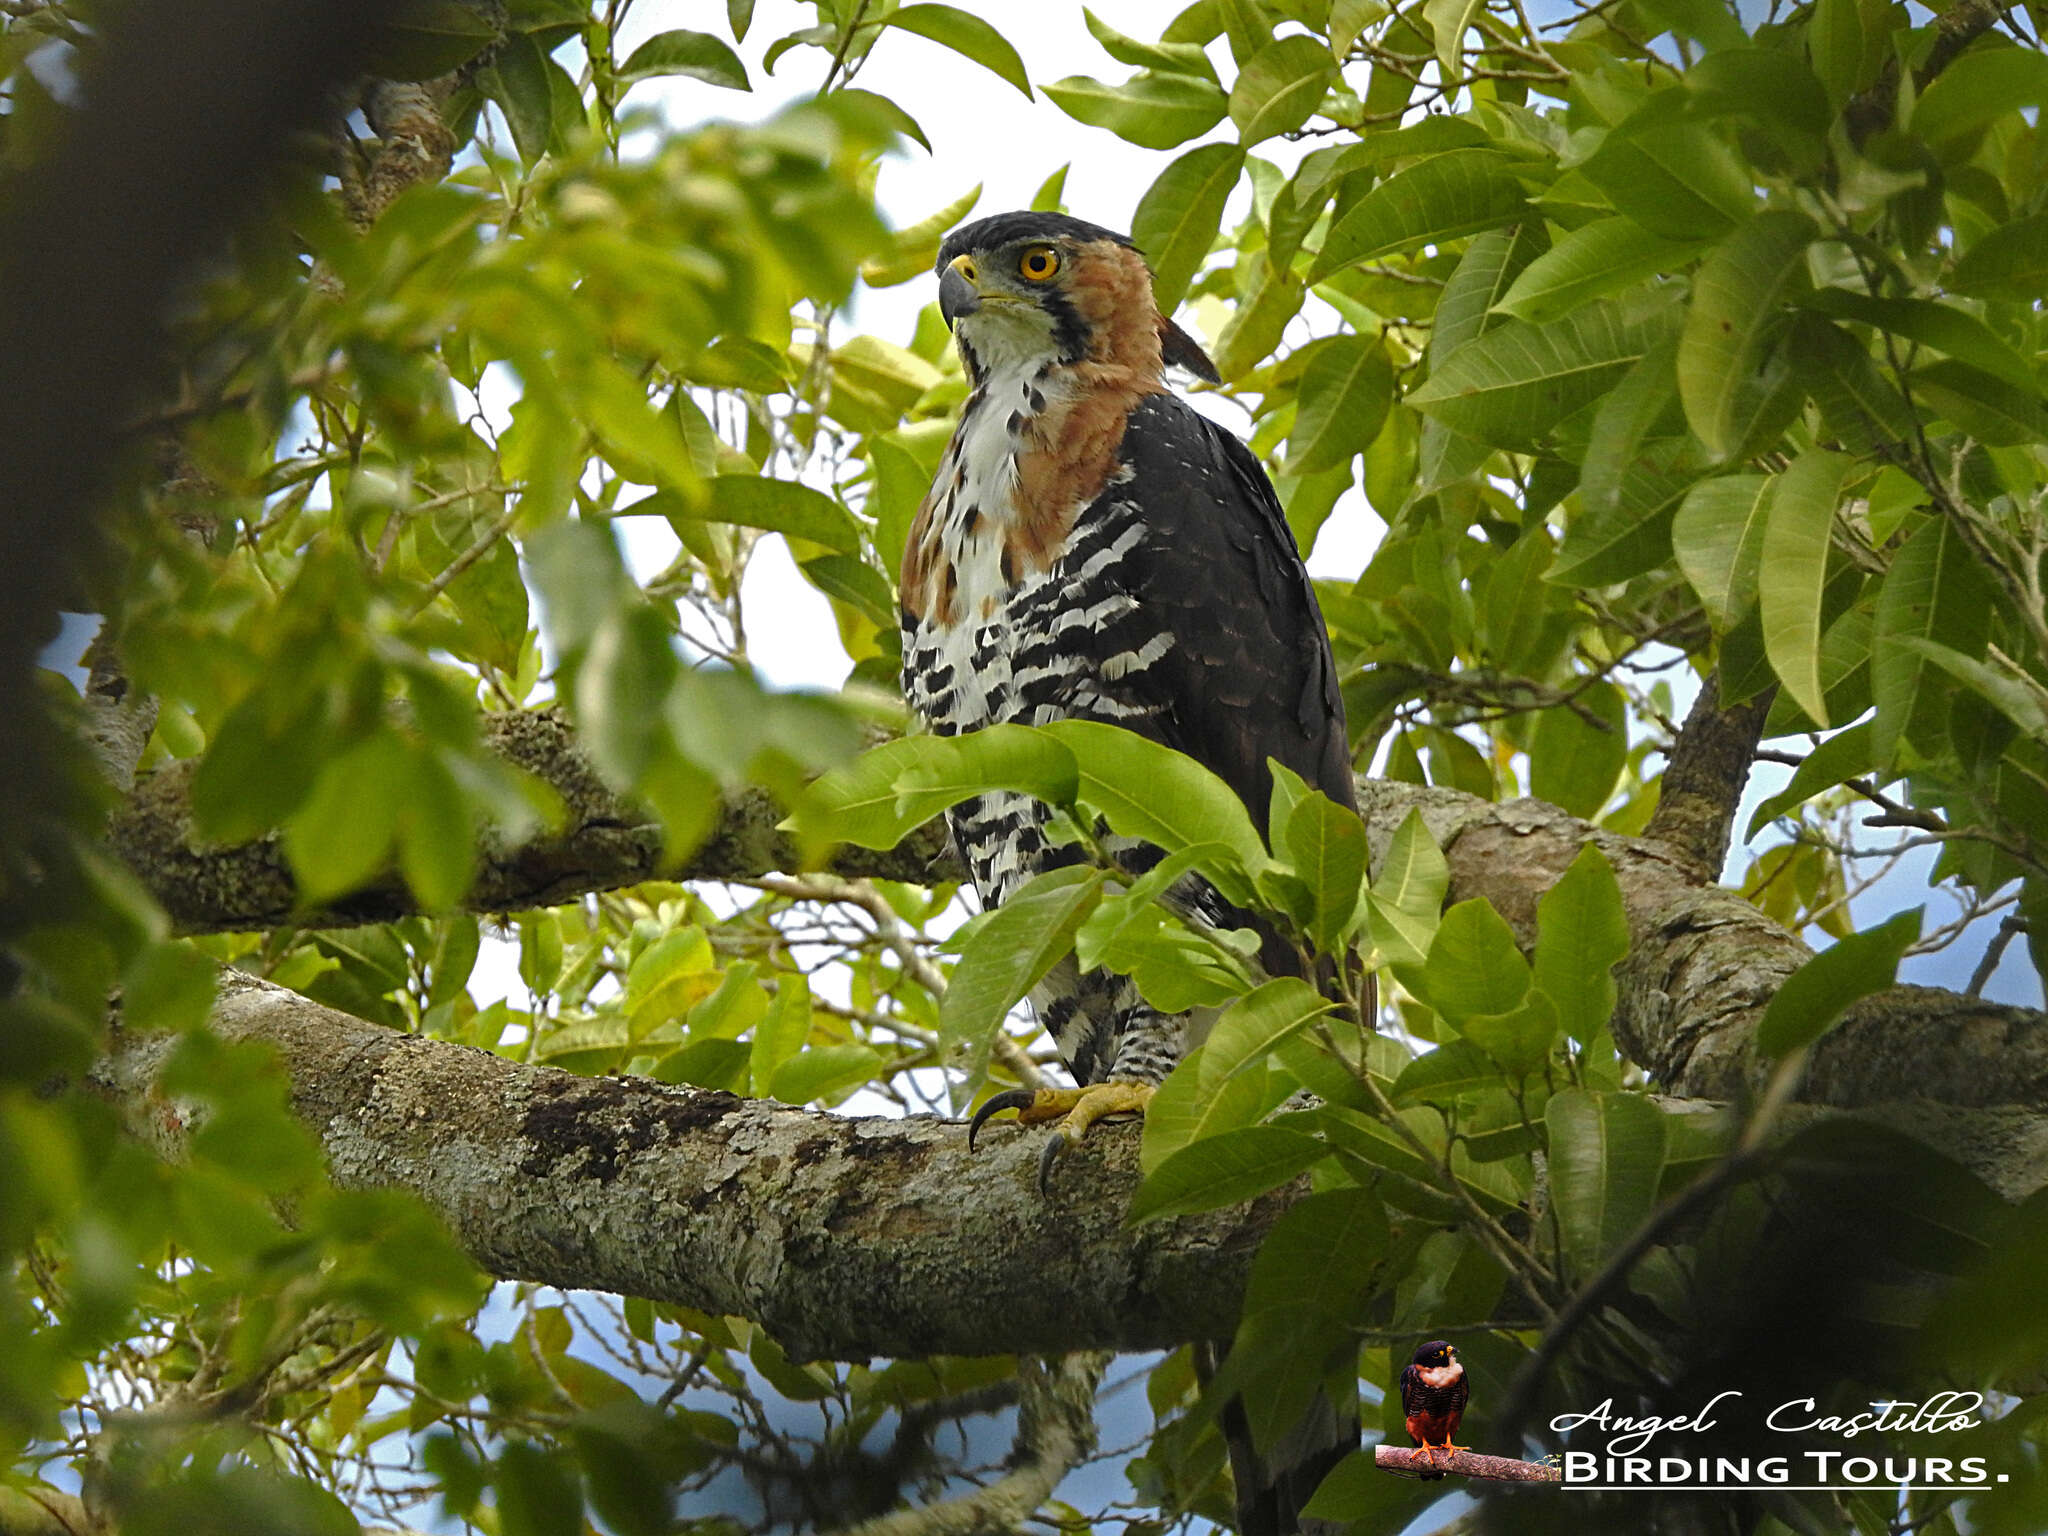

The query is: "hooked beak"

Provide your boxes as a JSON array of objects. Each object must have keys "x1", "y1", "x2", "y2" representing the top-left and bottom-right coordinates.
[{"x1": 938, "y1": 254, "x2": 981, "y2": 329}]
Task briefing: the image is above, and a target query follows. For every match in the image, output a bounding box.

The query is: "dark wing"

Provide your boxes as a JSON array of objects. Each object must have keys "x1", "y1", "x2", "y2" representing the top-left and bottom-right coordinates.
[
  {"x1": 1398, "y1": 1364, "x2": 1425, "y2": 1417},
  {"x1": 1451, "y1": 1372, "x2": 1472, "y2": 1417},
  {"x1": 1110, "y1": 393, "x2": 1356, "y2": 826}
]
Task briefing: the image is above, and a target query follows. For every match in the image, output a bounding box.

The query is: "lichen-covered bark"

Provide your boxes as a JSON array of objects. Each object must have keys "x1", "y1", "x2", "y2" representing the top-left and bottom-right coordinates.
[{"x1": 95, "y1": 972, "x2": 1287, "y2": 1362}]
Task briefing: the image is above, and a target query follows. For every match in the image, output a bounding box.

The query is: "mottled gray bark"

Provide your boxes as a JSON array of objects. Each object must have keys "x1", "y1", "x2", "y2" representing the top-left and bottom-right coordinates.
[{"x1": 95, "y1": 972, "x2": 1287, "y2": 1363}]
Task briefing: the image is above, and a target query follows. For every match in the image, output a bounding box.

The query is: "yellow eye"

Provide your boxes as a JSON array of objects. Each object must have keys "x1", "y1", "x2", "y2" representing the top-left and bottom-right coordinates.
[{"x1": 1018, "y1": 246, "x2": 1060, "y2": 282}]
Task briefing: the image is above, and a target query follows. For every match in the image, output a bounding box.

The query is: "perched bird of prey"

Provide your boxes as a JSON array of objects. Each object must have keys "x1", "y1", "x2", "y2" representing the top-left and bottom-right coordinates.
[
  {"x1": 1399, "y1": 1340, "x2": 1470, "y2": 1478},
  {"x1": 897, "y1": 210, "x2": 1363, "y2": 1534}
]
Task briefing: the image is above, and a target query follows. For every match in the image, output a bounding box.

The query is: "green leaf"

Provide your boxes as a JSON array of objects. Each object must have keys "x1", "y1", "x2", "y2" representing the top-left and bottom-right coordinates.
[
  {"x1": 1900, "y1": 640, "x2": 2048, "y2": 740},
  {"x1": 1042, "y1": 720, "x2": 1269, "y2": 905},
  {"x1": 1229, "y1": 35, "x2": 1337, "y2": 145},
  {"x1": 1495, "y1": 216, "x2": 1707, "y2": 324},
  {"x1": 1391, "y1": 1040, "x2": 1507, "y2": 1105},
  {"x1": 1408, "y1": 293, "x2": 1677, "y2": 449},
  {"x1": 1529, "y1": 680, "x2": 1629, "y2": 820},
  {"x1": 861, "y1": 183, "x2": 983, "y2": 287},
  {"x1": 1532, "y1": 844, "x2": 1629, "y2": 1039},
  {"x1": 1365, "y1": 808, "x2": 1448, "y2": 967},
  {"x1": 1911, "y1": 43, "x2": 2048, "y2": 151},
  {"x1": 1946, "y1": 211, "x2": 2048, "y2": 304},
  {"x1": 1142, "y1": 1046, "x2": 1293, "y2": 1170},
  {"x1": 939, "y1": 867, "x2": 1106, "y2": 1090},
  {"x1": 1416, "y1": 898, "x2": 1529, "y2": 1024},
  {"x1": 1423, "y1": 0, "x2": 1483, "y2": 78},
  {"x1": 486, "y1": 33, "x2": 555, "y2": 163},
  {"x1": 1802, "y1": 290, "x2": 2039, "y2": 393},
  {"x1": 1756, "y1": 908, "x2": 1922, "y2": 1055},
  {"x1": 692, "y1": 476, "x2": 860, "y2": 553},
  {"x1": 1746, "y1": 720, "x2": 1875, "y2": 837},
  {"x1": 751, "y1": 970, "x2": 812, "y2": 1096},
  {"x1": 653, "y1": 1037, "x2": 752, "y2": 1091},
  {"x1": 1546, "y1": 1089, "x2": 1668, "y2": 1280},
  {"x1": 1911, "y1": 359, "x2": 2048, "y2": 447},
  {"x1": 1672, "y1": 473, "x2": 1773, "y2": 630},
  {"x1": 1463, "y1": 990, "x2": 1559, "y2": 1076},
  {"x1": 283, "y1": 732, "x2": 406, "y2": 905},
  {"x1": 883, "y1": 6, "x2": 1032, "y2": 98},
  {"x1": 1212, "y1": 250, "x2": 1304, "y2": 383},
  {"x1": 616, "y1": 28, "x2": 750, "y2": 90},
  {"x1": 1030, "y1": 163, "x2": 1069, "y2": 211},
  {"x1": 368, "y1": 2, "x2": 502, "y2": 81},
  {"x1": 1044, "y1": 71, "x2": 1228, "y2": 150},
  {"x1": 1302, "y1": 1449, "x2": 1436, "y2": 1522},
  {"x1": 1311, "y1": 150, "x2": 1530, "y2": 280},
  {"x1": 1127, "y1": 1125, "x2": 1326, "y2": 1224},
  {"x1": 1808, "y1": 0, "x2": 1876, "y2": 107},
  {"x1": 1678, "y1": 211, "x2": 1814, "y2": 460},
  {"x1": 789, "y1": 727, "x2": 1078, "y2": 850},
  {"x1": 1132, "y1": 143, "x2": 1245, "y2": 312},
  {"x1": 1759, "y1": 450, "x2": 1851, "y2": 727},
  {"x1": 1082, "y1": 7, "x2": 1217, "y2": 78},
  {"x1": 1280, "y1": 776, "x2": 1370, "y2": 950},
  {"x1": 1790, "y1": 313, "x2": 1917, "y2": 454},
  {"x1": 1287, "y1": 335, "x2": 1392, "y2": 476},
  {"x1": 1200, "y1": 978, "x2": 1333, "y2": 1088},
  {"x1": 398, "y1": 750, "x2": 475, "y2": 911},
  {"x1": 1579, "y1": 111, "x2": 1756, "y2": 240},
  {"x1": 769, "y1": 1043, "x2": 885, "y2": 1105},
  {"x1": 1872, "y1": 516, "x2": 1990, "y2": 767}
]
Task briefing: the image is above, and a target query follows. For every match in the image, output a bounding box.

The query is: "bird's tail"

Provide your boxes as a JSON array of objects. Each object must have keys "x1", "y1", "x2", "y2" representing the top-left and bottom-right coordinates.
[{"x1": 1197, "y1": 1342, "x2": 1358, "y2": 1536}]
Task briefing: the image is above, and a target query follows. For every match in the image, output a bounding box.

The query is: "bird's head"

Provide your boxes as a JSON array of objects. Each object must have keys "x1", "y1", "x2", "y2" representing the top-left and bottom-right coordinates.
[
  {"x1": 934, "y1": 211, "x2": 1219, "y2": 386},
  {"x1": 1411, "y1": 1341, "x2": 1458, "y2": 1369}
]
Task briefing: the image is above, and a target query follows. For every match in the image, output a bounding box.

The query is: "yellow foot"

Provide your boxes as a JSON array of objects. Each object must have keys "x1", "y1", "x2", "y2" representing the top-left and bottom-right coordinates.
[{"x1": 967, "y1": 1081, "x2": 1155, "y2": 1192}]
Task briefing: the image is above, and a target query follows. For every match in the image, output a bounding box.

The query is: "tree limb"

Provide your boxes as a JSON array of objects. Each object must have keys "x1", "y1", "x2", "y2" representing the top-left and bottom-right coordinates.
[
  {"x1": 1642, "y1": 672, "x2": 1772, "y2": 880},
  {"x1": 829, "y1": 1353, "x2": 1110, "y2": 1536},
  {"x1": 92, "y1": 972, "x2": 1290, "y2": 1362},
  {"x1": 1372, "y1": 1445, "x2": 1559, "y2": 1483}
]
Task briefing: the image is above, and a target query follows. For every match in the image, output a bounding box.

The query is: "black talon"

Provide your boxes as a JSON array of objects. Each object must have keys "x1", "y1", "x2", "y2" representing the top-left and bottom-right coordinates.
[
  {"x1": 968, "y1": 1089, "x2": 1035, "y2": 1151},
  {"x1": 1037, "y1": 1131, "x2": 1067, "y2": 1195}
]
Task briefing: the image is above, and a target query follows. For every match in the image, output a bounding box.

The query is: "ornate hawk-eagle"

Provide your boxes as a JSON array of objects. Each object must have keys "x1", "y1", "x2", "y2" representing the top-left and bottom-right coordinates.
[
  {"x1": 900, "y1": 208, "x2": 1359, "y2": 1154},
  {"x1": 899, "y1": 210, "x2": 1361, "y2": 1534}
]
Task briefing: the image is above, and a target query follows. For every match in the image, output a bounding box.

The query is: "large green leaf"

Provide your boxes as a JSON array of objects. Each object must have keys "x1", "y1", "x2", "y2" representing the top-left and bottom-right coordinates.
[
  {"x1": 616, "y1": 29, "x2": 750, "y2": 90},
  {"x1": 1529, "y1": 680, "x2": 1629, "y2": 820},
  {"x1": 1532, "y1": 844, "x2": 1629, "y2": 1039},
  {"x1": 1672, "y1": 473, "x2": 1773, "y2": 630},
  {"x1": 1082, "y1": 7, "x2": 1217, "y2": 78},
  {"x1": 1041, "y1": 719, "x2": 1269, "y2": 905},
  {"x1": 1911, "y1": 360, "x2": 2048, "y2": 446},
  {"x1": 1746, "y1": 720, "x2": 1875, "y2": 837},
  {"x1": 1546, "y1": 1089, "x2": 1668, "y2": 1280},
  {"x1": 790, "y1": 726, "x2": 1077, "y2": 849},
  {"x1": 1416, "y1": 898, "x2": 1530, "y2": 1024},
  {"x1": 1756, "y1": 908, "x2": 1922, "y2": 1055},
  {"x1": 694, "y1": 476, "x2": 860, "y2": 553},
  {"x1": 1311, "y1": 150, "x2": 1531, "y2": 280},
  {"x1": 1802, "y1": 290, "x2": 2039, "y2": 392},
  {"x1": 1132, "y1": 143, "x2": 1245, "y2": 312},
  {"x1": 1128, "y1": 1125, "x2": 1326, "y2": 1224},
  {"x1": 1287, "y1": 334, "x2": 1392, "y2": 475},
  {"x1": 939, "y1": 867, "x2": 1106, "y2": 1090},
  {"x1": 1365, "y1": 807, "x2": 1449, "y2": 967},
  {"x1": 1758, "y1": 450, "x2": 1851, "y2": 727},
  {"x1": 1229, "y1": 35, "x2": 1336, "y2": 144},
  {"x1": 1947, "y1": 212, "x2": 2048, "y2": 303},
  {"x1": 882, "y1": 6, "x2": 1032, "y2": 98},
  {"x1": 1872, "y1": 516, "x2": 1991, "y2": 767},
  {"x1": 1044, "y1": 70, "x2": 1228, "y2": 150},
  {"x1": 1494, "y1": 216, "x2": 1706, "y2": 324},
  {"x1": 1678, "y1": 211, "x2": 1814, "y2": 459},
  {"x1": 1911, "y1": 43, "x2": 2048, "y2": 152},
  {"x1": 1199, "y1": 978, "x2": 1334, "y2": 1088},
  {"x1": 1579, "y1": 110, "x2": 1755, "y2": 240},
  {"x1": 1407, "y1": 292, "x2": 1677, "y2": 449},
  {"x1": 1279, "y1": 772, "x2": 1370, "y2": 951}
]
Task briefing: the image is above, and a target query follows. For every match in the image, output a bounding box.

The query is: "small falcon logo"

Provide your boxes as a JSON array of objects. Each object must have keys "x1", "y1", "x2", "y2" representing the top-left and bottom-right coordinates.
[{"x1": 1399, "y1": 1340, "x2": 1470, "y2": 1478}]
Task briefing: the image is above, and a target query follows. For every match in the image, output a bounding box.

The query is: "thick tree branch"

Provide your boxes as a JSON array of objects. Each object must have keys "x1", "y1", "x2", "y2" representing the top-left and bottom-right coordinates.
[
  {"x1": 113, "y1": 714, "x2": 2048, "y2": 1113},
  {"x1": 93, "y1": 972, "x2": 1288, "y2": 1362}
]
